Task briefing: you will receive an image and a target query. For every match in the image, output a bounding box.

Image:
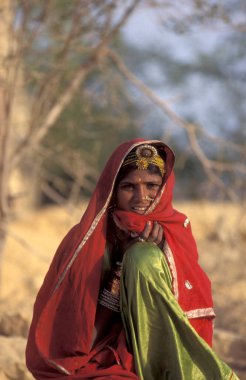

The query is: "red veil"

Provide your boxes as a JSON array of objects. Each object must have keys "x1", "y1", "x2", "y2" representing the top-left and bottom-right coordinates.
[{"x1": 26, "y1": 139, "x2": 214, "y2": 379}]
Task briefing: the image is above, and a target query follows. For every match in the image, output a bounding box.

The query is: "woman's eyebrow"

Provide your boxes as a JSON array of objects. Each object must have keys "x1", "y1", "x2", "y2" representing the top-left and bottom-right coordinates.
[
  {"x1": 120, "y1": 179, "x2": 162, "y2": 185},
  {"x1": 119, "y1": 180, "x2": 135, "y2": 184}
]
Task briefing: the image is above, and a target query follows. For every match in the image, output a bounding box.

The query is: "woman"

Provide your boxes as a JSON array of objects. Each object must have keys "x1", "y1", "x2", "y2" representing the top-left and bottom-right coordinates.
[{"x1": 26, "y1": 139, "x2": 238, "y2": 379}]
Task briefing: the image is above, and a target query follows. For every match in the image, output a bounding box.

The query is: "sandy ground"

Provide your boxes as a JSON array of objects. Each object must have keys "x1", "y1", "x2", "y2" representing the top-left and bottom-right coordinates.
[{"x1": 0, "y1": 201, "x2": 245, "y2": 379}]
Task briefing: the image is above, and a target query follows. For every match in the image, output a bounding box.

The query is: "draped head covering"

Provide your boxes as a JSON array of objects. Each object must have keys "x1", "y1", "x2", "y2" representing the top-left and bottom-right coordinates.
[{"x1": 26, "y1": 139, "x2": 214, "y2": 379}]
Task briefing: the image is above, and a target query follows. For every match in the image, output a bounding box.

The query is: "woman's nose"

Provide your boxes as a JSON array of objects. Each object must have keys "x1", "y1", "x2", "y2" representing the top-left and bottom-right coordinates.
[{"x1": 134, "y1": 185, "x2": 147, "y2": 201}]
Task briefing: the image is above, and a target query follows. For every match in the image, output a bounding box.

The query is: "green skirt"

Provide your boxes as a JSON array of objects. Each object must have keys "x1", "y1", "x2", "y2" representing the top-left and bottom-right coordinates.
[{"x1": 120, "y1": 242, "x2": 238, "y2": 380}]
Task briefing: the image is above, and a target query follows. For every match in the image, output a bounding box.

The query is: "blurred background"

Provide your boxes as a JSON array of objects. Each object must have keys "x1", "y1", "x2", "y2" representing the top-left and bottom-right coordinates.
[{"x1": 0, "y1": 1, "x2": 245, "y2": 379}]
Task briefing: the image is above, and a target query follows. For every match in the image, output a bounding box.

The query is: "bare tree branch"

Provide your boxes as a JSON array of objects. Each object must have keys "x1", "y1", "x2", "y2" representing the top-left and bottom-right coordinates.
[
  {"x1": 106, "y1": 48, "x2": 245, "y2": 200},
  {"x1": 107, "y1": 50, "x2": 246, "y2": 200},
  {"x1": 41, "y1": 182, "x2": 67, "y2": 206},
  {"x1": 187, "y1": 127, "x2": 239, "y2": 201},
  {"x1": 0, "y1": 91, "x2": 11, "y2": 219},
  {"x1": 0, "y1": 221, "x2": 50, "y2": 262},
  {"x1": 0, "y1": 1, "x2": 16, "y2": 220},
  {"x1": 10, "y1": 0, "x2": 141, "y2": 168}
]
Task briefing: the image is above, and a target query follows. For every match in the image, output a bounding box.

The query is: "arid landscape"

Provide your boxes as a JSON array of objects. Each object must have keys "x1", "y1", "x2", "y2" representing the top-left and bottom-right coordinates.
[{"x1": 0, "y1": 201, "x2": 245, "y2": 380}]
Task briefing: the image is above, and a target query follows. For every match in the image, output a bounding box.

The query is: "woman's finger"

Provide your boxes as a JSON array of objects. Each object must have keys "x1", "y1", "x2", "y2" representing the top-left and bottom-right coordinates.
[
  {"x1": 148, "y1": 222, "x2": 163, "y2": 244},
  {"x1": 139, "y1": 221, "x2": 164, "y2": 246},
  {"x1": 156, "y1": 225, "x2": 164, "y2": 244},
  {"x1": 140, "y1": 221, "x2": 152, "y2": 240}
]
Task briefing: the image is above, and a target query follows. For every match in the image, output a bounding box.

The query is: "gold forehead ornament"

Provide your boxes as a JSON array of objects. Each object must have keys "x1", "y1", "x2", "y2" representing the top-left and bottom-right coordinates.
[{"x1": 122, "y1": 144, "x2": 165, "y2": 176}]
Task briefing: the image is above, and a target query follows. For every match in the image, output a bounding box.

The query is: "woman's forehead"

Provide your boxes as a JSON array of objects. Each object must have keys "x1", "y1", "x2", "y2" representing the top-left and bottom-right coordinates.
[{"x1": 119, "y1": 169, "x2": 162, "y2": 183}]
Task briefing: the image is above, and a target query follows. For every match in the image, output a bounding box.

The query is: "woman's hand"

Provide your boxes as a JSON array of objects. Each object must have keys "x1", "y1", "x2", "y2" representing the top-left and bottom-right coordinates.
[
  {"x1": 133, "y1": 221, "x2": 164, "y2": 247},
  {"x1": 113, "y1": 216, "x2": 164, "y2": 255}
]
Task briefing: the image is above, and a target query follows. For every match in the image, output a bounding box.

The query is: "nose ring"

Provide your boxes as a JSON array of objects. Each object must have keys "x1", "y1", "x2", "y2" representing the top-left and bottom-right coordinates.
[{"x1": 144, "y1": 195, "x2": 153, "y2": 201}]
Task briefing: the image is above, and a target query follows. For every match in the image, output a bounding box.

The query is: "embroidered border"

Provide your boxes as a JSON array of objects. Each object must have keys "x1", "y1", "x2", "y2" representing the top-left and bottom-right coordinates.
[
  {"x1": 49, "y1": 360, "x2": 71, "y2": 375},
  {"x1": 146, "y1": 184, "x2": 166, "y2": 214},
  {"x1": 185, "y1": 307, "x2": 215, "y2": 319},
  {"x1": 52, "y1": 203, "x2": 109, "y2": 295},
  {"x1": 163, "y1": 240, "x2": 179, "y2": 299}
]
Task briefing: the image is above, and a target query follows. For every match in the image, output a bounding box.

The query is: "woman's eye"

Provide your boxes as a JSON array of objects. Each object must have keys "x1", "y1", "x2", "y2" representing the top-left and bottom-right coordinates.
[
  {"x1": 120, "y1": 184, "x2": 134, "y2": 190},
  {"x1": 147, "y1": 183, "x2": 160, "y2": 190}
]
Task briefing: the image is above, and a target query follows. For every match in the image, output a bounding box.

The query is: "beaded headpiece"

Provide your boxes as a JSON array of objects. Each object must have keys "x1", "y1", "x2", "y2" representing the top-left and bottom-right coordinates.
[{"x1": 122, "y1": 144, "x2": 165, "y2": 176}]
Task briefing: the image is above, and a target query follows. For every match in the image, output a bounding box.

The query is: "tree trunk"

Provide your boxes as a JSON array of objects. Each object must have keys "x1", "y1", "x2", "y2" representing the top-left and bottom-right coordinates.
[{"x1": 0, "y1": 0, "x2": 31, "y2": 264}]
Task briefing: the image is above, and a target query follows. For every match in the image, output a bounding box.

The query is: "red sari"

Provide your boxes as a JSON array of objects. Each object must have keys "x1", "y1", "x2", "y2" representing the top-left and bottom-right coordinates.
[{"x1": 26, "y1": 139, "x2": 214, "y2": 379}]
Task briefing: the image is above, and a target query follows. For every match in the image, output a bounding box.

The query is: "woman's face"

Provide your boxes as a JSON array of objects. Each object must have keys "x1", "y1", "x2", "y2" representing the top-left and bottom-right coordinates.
[{"x1": 116, "y1": 169, "x2": 162, "y2": 214}]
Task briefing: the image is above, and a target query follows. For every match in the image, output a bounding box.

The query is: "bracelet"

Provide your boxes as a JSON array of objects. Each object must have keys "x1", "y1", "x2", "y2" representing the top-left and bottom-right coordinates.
[{"x1": 98, "y1": 288, "x2": 120, "y2": 312}]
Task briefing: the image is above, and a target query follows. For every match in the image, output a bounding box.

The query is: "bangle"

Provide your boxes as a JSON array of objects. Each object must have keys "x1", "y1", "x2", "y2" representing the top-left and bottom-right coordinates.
[
  {"x1": 98, "y1": 288, "x2": 120, "y2": 312},
  {"x1": 98, "y1": 261, "x2": 122, "y2": 312}
]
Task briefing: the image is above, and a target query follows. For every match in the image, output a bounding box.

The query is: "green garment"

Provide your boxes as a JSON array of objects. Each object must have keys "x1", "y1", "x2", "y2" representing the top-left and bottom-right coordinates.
[{"x1": 120, "y1": 242, "x2": 239, "y2": 380}]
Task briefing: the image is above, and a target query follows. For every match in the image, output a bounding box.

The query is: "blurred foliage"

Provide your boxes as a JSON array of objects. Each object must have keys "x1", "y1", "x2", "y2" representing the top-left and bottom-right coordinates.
[
  {"x1": 119, "y1": 10, "x2": 246, "y2": 199},
  {"x1": 16, "y1": 1, "x2": 142, "y2": 203},
  {"x1": 41, "y1": 64, "x2": 142, "y2": 201},
  {"x1": 14, "y1": 0, "x2": 246, "y2": 202}
]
